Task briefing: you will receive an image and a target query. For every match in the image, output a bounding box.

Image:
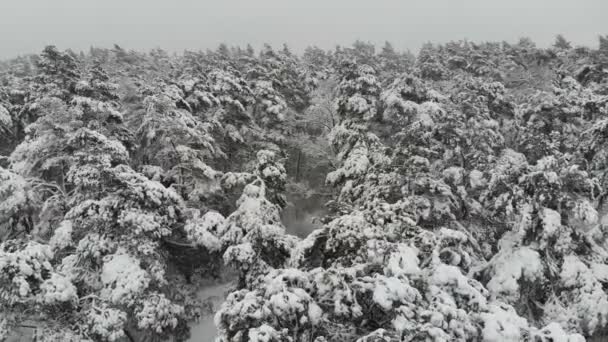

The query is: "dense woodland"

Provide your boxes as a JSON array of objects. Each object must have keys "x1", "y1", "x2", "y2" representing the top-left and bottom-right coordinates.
[{"x1": 1, "y1": 35, "x2": 608, "y2": 342}]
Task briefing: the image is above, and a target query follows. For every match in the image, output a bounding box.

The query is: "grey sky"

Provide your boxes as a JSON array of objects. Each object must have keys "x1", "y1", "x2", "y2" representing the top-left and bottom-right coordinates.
[{"x1": 0, "y1": 0, "x2": 606, "y2": 58}]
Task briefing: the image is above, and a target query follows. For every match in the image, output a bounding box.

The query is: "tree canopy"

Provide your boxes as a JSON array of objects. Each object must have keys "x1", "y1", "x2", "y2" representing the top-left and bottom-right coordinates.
[{"x1": 1, "y1": 37, "x2": 608, "y2": 341}]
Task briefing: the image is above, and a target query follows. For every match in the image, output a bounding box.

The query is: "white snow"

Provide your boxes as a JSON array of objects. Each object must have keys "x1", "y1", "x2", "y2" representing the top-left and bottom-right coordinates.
[
  {"x1": 118, "y1": 210, "x2": 169, "y2": 237},
  {"x1": 100, "y1": 250, "x2": 150, "y2": 304},
  {"x1": 0, "y1": 241, "x2": 54, "y2": 299},
  {"x1": 0, "y1": 104, "x2": 11, "y2": 131},
  {"x1": 469, "y1": 170, "x2": 486, "y2": 189},
  {"x1": 486, "y1": 247, "x2": 543, "y2": 301},
  {"x1": 187, "y1": 281, "x2": 233, "y2": 342},
  {"x1": 385, "y1": 244, "x2": 421, "y2": 277},
  {"x1": 49, "y1": 220, "x2": 73, "y2": 251},
  {"x1": 136, "y1": 293, "x2": 184, "y2": 333},
  {"x1": 185, "y1": 211, "x2": 225, "y2": 252},
  {"x1": 443, "y1": 166, "x2": 464, "y2": 185},
  {"x1": 559, "y1": 255, "x2": 608, "y2": 334},
  {"x1": 40, "y1": 273, "x2": 78, "y2": 304},
  {"x1": 540, "y1": 207, "x2": 562, "y2": 248},
  {"x1": 479, "y1": 303, "x2": 528, "y2": 342},
  {"x1": 248, "y1": 324, "x2": 282, "y2": 342},
  {"x1": 0, "y1": 167, "x2": 30, "y2": 222},
  {"x1": 86, "y1": 306, "x2": 127, "y2": 342},
  {"x1": 571, "y1": 199, "x2": 599, "y2": 231},
  {"x1": 532, "y1": 322, "x2": 585, "y2": 342},
  {"x1": 372, "y1": 275, "x2": 420, "y2": 310}
]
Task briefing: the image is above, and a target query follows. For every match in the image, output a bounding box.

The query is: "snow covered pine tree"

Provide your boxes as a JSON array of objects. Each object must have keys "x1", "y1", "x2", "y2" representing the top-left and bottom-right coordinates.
[{"x1": 1, "y1": 36, "x2": 608, "y2": 342}]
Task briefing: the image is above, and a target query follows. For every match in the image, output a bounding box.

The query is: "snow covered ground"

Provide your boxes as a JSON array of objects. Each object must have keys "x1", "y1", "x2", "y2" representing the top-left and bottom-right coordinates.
[{"x1": 188, "y1": 281, "x2": 234, "y2": 342}]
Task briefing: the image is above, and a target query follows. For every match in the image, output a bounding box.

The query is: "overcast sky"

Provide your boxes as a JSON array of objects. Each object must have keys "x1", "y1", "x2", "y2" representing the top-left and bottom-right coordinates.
[{"x1": 0, "y1": 0, "x2": 606, "y2": 58}]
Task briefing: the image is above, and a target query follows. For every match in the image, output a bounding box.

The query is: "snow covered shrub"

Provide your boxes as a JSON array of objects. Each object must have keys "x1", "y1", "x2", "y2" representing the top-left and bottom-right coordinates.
[
  {"x1": 84, "y1": 305, "x2": 128, "y2": 342},
  {"x1": 135, "y1": 292, "x2": 185, "y2": 334},
  {"x1": 0, "y1": 240, "x2": 54, "y2": 300},
  {"x1": 185, "y1": 210, "x2": 225, "y2": 252},
  {"x1": 0, "y1": 167, "x2": 37, "y2": 237}
]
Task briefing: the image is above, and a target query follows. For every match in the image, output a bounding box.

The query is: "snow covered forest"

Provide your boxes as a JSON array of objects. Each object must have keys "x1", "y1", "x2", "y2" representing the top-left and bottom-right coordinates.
[{"x1": 1, "y1": 35, "x2": 608, "y2": 342}]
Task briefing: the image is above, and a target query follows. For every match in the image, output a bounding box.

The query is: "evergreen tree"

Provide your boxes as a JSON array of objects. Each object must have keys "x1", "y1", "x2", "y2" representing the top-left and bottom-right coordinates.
[{"x1": 554, "y1": 34, "x2": 572, "y2": 50}]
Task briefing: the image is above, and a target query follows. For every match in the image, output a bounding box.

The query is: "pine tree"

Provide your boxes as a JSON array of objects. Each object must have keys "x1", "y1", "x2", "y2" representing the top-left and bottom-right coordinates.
[
  {"x1": 554, "y1": 34, "x2": 572, "y2": 50},
  {"x1": 599, "y1": 35, "x2": 608, "y2": 53}
]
